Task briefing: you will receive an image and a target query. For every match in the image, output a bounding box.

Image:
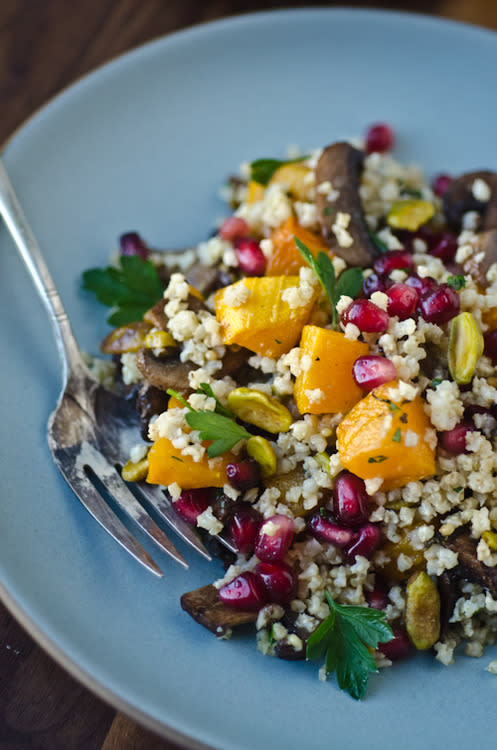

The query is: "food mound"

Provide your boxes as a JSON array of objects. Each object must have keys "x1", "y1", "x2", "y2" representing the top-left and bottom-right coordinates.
[{"x1": 84, "y1": 124, "x2": 497, "y2": 699}]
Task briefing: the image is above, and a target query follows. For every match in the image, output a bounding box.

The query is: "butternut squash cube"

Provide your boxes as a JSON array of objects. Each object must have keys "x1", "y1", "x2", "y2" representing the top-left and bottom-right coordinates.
[
  {"x1": 294, "y1": 326, "x2": 369, "y2": 414},
  {"x1": 147, "y1": 437, "x2": 231, "y2": 489},
  {"x1": 266, "y1": 216, "x2": 333, "y2": 276},
  {"x1": 214, "y1": 276, "x2": 318, "y2": 358},
  {"x1": 336, "y1": 381, "x2": 436, "y2": 490}
]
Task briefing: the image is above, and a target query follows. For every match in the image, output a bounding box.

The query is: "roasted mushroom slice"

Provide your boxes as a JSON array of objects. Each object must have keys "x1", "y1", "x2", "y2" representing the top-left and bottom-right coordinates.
[
  {"x1": 315, "y1": 142, "x2": 377, "y2": 267},
  {"x1": 448, "y1": 534, "x2": 497, "y2": 599},
  {"x1": 443, "y1": 171, "x2": 497, "y2": 232},
  {"x1": 136, "y1": 384, "x2": 170, "y2": 441},
  {"x1": 136, "y1": 349, "x2": 192, "y2": 394},
  {"x1": 181, "y1": 583, "x2": 257, "y2": 637},
  {"x1": 144, "y1": 293, "x2": 207, "y2": 331},
  {"x1": 462, "y1": 229, "x2": 497, "y2": 286}
]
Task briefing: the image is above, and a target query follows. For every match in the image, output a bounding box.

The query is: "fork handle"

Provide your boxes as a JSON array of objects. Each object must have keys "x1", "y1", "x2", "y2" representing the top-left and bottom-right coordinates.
[{"x1": 0, "y1": 157, "x2": 86, "y2": 385}]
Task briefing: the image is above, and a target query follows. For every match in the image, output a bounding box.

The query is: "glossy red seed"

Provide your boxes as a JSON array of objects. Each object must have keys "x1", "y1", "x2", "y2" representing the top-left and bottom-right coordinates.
[
  {"x1": 173, "y1": 488, "x2": 214, "y2": 524},
  {"x1": 352, "y1": 355, "x2": 397, "y2": 392},
  {"x1": 418, "y1": 283, "x2": 460, "y2": 324},
  {"x1": 119, "y1": 232, "x2": 149, "y2": 259},
  {"x1": 332, "y1": 472, "x2": 370, "y2": 528},
  {"x1": 365, "y1": 123, "x2": 395, "y2": 154},
  {"x1": 345, "y1": 523, "x2": 381, "y2": 561},
  {"x1": 386, "y1": 282, "x2": 419, "y2": 320},
  {"x1": 484, "y1": 331, "x2": 497, "y2": 364},
  {"x1": 255, "y1": 561, "x2": 298, "y2": 605},
  {"x1": 308, "y1": 514, "x2": 358, "y2": 548},
  {"x1": 341, "y1": 299, "x2": 390, "y2": 333},
  {"x1": 219, "y1": 216, "x2": 250, "y2": 241},
  {"x1": 363, "y1": 272, "x2": 392, "y2": 297},
  {"x1": 229, "y1": 506, "x2": 262, "y2": 554},
  {"x1": 234, "y1": 237, "x2": 266, "y2": 276},
  {"x1": 365, "y1": 580, "x2": 389, "y2": 610},
  {"x1": 440, "y1": 421, "x2": 475, "y2": 454},
  {"x1": 218, "y1": 572, "x2": 267, "y2": 610},
  {"x1": 432, "y1": 173, "x2": 452, "y2": 197},
  {"x1": 379, "y1": 627, "x2": 412, "y2": 661},
  {"x1": 405, "y1": 274, "x2": 438, "y2": 296},
  {"x1": 429, "y1": 233, "x2": 458, "y2": 262},
  {"x1": 226, "y1": 460, "x2": 261, "y2": 491},
  {"x1": 255, "y1": 515, "x2": 294, "y2": 562},
  {"x1": 373, "y1": 250, "x2": 414, "y2": 276}
]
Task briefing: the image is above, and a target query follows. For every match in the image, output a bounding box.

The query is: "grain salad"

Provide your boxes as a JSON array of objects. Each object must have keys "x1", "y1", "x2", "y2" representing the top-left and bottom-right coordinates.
[{"x1": 83, "y1": 122, "x2": 497, "y2": 698}]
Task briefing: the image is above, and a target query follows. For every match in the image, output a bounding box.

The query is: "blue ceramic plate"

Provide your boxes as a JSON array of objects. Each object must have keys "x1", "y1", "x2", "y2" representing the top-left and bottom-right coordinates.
[{"x1": 1, "y1": 9, "x2": 497, "y2": 749}]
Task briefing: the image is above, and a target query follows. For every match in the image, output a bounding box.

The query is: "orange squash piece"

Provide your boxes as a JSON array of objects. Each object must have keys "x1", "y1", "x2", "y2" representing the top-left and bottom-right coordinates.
[
  {"x1": 214, "y1": 276, "x2": 318, "y2": 358},
  {"x1": 336, "y1": 381, "x2": 436, "y2": 490},
  {"x1": 294, "y1": 326, "x2": 369, "y2": 414},
  {"x1": 482, "y1": 306, "x2": 497, "y2": 330},
  {"x1": 266, "y1": 216, "x2": 333, "y2": 276},
  {"x1": 147, "y1": 437, "x2": 231, "y2": 489}
]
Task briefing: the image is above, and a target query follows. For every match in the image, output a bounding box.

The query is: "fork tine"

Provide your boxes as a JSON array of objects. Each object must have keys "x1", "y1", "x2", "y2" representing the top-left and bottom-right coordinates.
[{"x1": 78, "y1": 441, "x2": 188, "y2": 569}]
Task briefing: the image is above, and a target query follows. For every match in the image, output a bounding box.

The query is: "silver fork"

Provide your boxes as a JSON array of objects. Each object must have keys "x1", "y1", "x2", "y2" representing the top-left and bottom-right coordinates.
[{"x1": 0, "y1": 157, "x2": 222, "y2": 576}]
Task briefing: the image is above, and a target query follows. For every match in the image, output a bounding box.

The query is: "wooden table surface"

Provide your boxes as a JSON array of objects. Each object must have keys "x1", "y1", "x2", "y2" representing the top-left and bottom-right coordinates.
[{"x1": 1, "y1": 1, "x2": 497, "y2": 748}]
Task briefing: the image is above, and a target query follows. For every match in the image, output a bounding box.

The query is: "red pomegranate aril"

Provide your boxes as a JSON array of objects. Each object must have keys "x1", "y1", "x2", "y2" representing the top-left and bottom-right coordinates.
[
  {"x1": 386, "y1": 282, "x2": 419, "y2": 320},
  {"x1": 341, "y1": 299, "x2": 389, "y2": 333},
  {"x1": 119, "y1": 231, "x2": 149, "y2": 260},
  {"x1": 405, "y1": 274, "x2": 438, "y2": 296},
  {"x1": 365, "y1": 580, "x2": 389, "y2": 610},
  {"x1": 255, "y1": 561, "x2": 298, "y2": 605},
  {"x1": 218, "y1": 572, "x2": 267, "y2": 610},
  {"x1": 308, "y1": 514, "x2": 358, "y2": 548},
  {"x1": 234, "y1": 237, "x2": 266, "y2": 276},
  {"x1": 379, "y1": 627, "x2": 411, "y2": 661},
  {"x1": 352, "y1": 355, "x2": 396, "y2": 391},
  {"x1": 418, "y1": 283, "x2": 460, "y2": 324},
  {"x1": 219, "y1": 216, "x2": 250, "y2": 241},
  {"x1": 373, "y1": 250, "x2": 414, "y2": 276},
  {"x1": 173, "y1": 488, "x2": 213, "y2": 524},
  {"x1": 363, "y1": 272, "x2": 391, "y2": 297},
  {"x1": 345, "y1": 523, "x2": 381, "y2": 561},
  {"x1": 255, "y1": 515, "x2": 294, "y2": 562},
  {"x1": 332, "y1": 472, "x2": 370, "y2": 527},
  {"x1": 484, "y1": 331, "x2": 497, "y2": 364},
  {"x1": 440, "y1": 421, "x2": 475, "y2": 454},
  {"x1": 432, "y1": 173, "x2": 452, "y2": 197},
  {"x1": 229, "y1": 506, "x2": 262, "y2": 554},
  {"x1": 365, "y1": 123, "x2": 395, "y2": 154},
  {"x1": 429, "y1": 233, "x2": 458, "y2": 262},
  {"x1": 226, "y1": 460, "x2": 261, "y2": 491}
]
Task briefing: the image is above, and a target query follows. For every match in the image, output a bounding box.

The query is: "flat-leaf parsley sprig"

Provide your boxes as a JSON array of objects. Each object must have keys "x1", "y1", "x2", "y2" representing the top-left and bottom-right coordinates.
[
  {"x1": 294, "y1": 238, "x2": 363, "y2": 329},
  {"x1": 306, "y1": 590, "x2": 393, "y2": 700},
  {"x1": 166, "y1": 388, "x2": 251, "y2": 458}
]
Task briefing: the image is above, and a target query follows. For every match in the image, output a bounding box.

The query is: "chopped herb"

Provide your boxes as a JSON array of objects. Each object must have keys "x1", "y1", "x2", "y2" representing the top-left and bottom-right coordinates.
[
  {"x1": 275, "y1": 338, "x2": 282, "y2": 345},
  {"x1": 367, "y1": 229, "x2": 389, "y2": 254},
  {"x1": 249, "y1": 155, "x2": 310, "y2": 186},
  {"x1": 447, "y1": 274, "x2": 466, "y2": 290},
  {"x1": 170, "y1": 455, "x2": 184, "y2": 463},
  {"x1": 453, "y1": 486, "x2": 463, "y2": 493},
  {"x1": 432, "y1": 378, "x2": 443, "y2": 388},
  {"x1": 401, "y1": 187, "x2": 424, "y2": 199},
  {"x1": 306, "y1": 590, "x2": 393, "y2": 700},
  {"x1": 387, "y1": 401, "x2": 401, "y2": 413},
  {"x1": 323, "y1": 206, "x2": 336, "y2": 216},
  {"x1": 82, "y1": 255, "x2": 163, "y2": 326},
  {"x1": 295, "y1": 238, "x2": 363, "y2": 329},
  {"x1": 392, "y1": 427, "x2": 402, "y2": 443},
  {"x1": 368, "y1": 455, "x2": 388, "y2": 464}
]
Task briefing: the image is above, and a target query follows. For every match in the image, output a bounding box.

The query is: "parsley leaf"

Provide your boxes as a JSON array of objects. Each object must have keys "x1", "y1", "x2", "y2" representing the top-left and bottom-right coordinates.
[
  {"x1": 447, "y1": 274, "x2": 466, "y2": 290},
  {"x1": 392, "y1": 427, "x2": 402, "y2": 443},
  {"x1": 197, "y1": 383, "x2": 234, "y2": 418},
  {"x1": 306, "y1": 591, "x2": 393, "y2": 700},
  {"x1": 82, "y1": 255, "x2": 163, "y2": 326},
  {"x1": 294, "y1": 238, "x2": 363, "y2": 329},
  {"x1": 250, "y1": 156, "x2": 310, "y2": 186}
]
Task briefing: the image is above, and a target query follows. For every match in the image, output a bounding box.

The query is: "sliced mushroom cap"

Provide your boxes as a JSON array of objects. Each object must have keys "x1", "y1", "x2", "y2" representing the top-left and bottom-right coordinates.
[
  {"x1": 180, "y1": 583, "x2": 257, "y2": 636},
  {"x1": 143, "y1": 293, "x2": 207, "y2": 331},
  {"x1": 136, "y1": 348, "x2": 192, "y2": 394},
  {"x1": 136, "y1": 384, "x2": 170, "y2": 440},
  {"x1": 443, "y1": 171, "x2": 497, "y2": 231},
  {"x1": 462, "y1": 229, "x2": 497, "y2": 285},
  {"x1": 448, "y1": 534, "x2": 497, "y2": 599},
  {"x1": 315, "y1": 142, "x2": 377, "y2": 267}
]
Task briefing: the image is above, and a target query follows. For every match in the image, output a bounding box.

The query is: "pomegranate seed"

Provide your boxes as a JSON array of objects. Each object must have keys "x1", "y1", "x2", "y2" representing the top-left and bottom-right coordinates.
[
  {"x1": 218, "y1": 572, "x2": 267, "y2": 610},
  {"x1": 373, "y1": 250, "x2": 414, "y2": 276},
  {"x1": 255, "y1": 515, "x2": 294, "y2": 562},
  {"x1": 405, "y1": 274, "x2": 438, "y2": 296},
  {"x1": 363, "y1": 272, "x2": 391, "y2": 297},
  {"x1": 345, "y1": 523, "x2": 381, "y2": 561},
  {"x1": 352, "y1": 355, "x2": 396, "y2": 391},
  {"x1": 219, "y1": 216, "x2": 250, "y2": 241},
  {"x1": 379, "y1": 627, "x2": 411, "y2": 661},
  {"x1": 173, "y1": 488, "x2": 214, "y2": 524},
  {"x1": 418, "y1": 283, "x2": 460, "y2": 324},
  {"x1": 429, "y1": 233, "x2": 458, "y2": 262},
  {"x1": 255, "y1": 561, "x2": 298, "y2": 605},
  {"x1": 332, "y1": 472, "x2": 370, "y2": 528},
  {"x1": 229, "y1": 505, "x2": 262, "y2": 554},
  {"x1": 341, "y1": 299, "x2": 389, "y2": 333},
  {"x1": 365, "y1": 123, "x2": 395, "y2": 154},
  {"x1": 308, "y1": 514, "x2": 358, "y2": 548},
  {"x1": 119, "y1": 231, "x2": 149, "y2": 259},
  {"x1": 432, "y1": 173, "x2": 452, "y2": 197},
  {"x1": 234, "y1": 237, "x2": 266, "y2": 276},
  {"x1": 365, "y1": 580, "x2": 389, "y2": 610},
  {"x1": 386, "y1": 282, "x2": 419, "y2": 320},
  {"x1": 440, "y1": 421, "x2": 475, "y2": 454},
  {"x1": 484, "y1": 331, "x2": 497, "y2": 364},
  {"x1": 226, "y1": 460, "x2": 261, "y2": 491}
]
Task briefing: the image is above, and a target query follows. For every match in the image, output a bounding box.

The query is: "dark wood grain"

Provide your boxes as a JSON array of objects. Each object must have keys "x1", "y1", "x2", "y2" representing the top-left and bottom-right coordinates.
[{"x1": 1, "y1": 0, "x2": 497, "y2": 748}]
